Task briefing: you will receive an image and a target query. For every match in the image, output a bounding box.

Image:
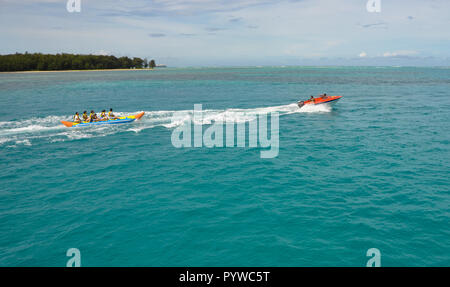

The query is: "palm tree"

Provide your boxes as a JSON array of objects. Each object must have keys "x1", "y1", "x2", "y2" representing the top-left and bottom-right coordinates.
[{"x1": 149, "y1": 59, "x2": 156, "y2": 69}]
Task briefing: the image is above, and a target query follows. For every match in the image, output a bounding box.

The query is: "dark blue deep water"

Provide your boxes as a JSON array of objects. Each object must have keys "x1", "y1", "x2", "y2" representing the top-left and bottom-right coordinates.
[{"x1": 0, "y1": 67, "x2": 449, "y2": 266}]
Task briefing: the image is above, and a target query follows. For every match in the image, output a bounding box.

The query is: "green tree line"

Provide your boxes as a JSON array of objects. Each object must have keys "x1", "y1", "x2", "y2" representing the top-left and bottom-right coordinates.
[{"x1": 0, "y1": 53, "x2": 157, "y2": 72}]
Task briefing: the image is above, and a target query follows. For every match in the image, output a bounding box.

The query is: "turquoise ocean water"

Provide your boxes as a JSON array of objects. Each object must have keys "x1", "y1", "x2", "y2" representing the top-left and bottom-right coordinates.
[{"x1": 0, "y1": 67, "x2": 449, "y2": 266}]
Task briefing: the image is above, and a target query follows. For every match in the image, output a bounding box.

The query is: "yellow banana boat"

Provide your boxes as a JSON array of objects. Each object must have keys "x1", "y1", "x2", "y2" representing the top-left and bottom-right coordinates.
[{"x1": 61, "y1": 112, "x2": 145, "y2": 127}]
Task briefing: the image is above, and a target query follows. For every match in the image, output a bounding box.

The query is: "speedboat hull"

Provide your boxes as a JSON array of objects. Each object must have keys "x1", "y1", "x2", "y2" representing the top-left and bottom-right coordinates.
[{"x1": 298, "y1": 96, "x2": 342, "y2": 108}]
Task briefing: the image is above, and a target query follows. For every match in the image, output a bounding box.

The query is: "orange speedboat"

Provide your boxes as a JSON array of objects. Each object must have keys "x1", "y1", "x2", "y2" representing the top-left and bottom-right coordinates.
[{"x1": 298, "y1": 95, "x2": 342, "y2": 108}]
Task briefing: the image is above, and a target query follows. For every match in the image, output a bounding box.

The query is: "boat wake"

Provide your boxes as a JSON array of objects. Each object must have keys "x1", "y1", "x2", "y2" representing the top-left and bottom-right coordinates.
[{"x1": 0, "y1": 103, "x2": 331, "y2": 147}]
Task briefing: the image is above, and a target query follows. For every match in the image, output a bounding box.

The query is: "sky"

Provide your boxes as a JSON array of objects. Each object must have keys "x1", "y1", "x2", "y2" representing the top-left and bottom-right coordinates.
[{"x1": 0, "y1": 0, "x2": 449, "y2": 66}]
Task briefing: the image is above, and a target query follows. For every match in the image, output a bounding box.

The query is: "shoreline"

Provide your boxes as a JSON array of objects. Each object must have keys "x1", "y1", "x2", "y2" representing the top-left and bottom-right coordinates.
[
  {"x1": 1, "y1": 66, "x2": 447, "y2": 75},
  {"x1": 0, "y1": 68, "x2": 156, "y2": 74}
]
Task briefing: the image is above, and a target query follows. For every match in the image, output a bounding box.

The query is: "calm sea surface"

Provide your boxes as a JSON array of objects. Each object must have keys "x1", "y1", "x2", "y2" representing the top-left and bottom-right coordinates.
[{"x1": 0, "y1": 67, "x2": 449, "y2": 266}]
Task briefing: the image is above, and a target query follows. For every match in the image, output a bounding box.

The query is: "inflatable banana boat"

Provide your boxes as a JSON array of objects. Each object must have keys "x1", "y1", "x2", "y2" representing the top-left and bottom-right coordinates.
[{"x1": 61, "y1": 112, "x2": 145, "y2": 127}]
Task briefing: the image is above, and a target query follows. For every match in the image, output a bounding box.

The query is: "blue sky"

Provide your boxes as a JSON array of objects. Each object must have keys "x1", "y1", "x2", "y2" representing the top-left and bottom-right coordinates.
[{"x1": 1, "y1": 0, "x2": 449, "y2": 66}]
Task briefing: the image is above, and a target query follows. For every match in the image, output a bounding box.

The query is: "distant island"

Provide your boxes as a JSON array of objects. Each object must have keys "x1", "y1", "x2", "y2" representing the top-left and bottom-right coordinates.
[{"x1": 0, "y1": 53, "x2": 158, "y2": 72}]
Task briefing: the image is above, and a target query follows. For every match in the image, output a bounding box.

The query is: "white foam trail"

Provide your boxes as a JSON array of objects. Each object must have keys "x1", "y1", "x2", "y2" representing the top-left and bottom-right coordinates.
[
  {"x1": 1, "y1": 125, "x2": 62, "y2": 135},
  {"x1": 0, "y1": 137, "x2": 13, "y2": 145},
  {"x1": 298, "y1": 103, "x2": 332, "y2": 113},
  {"x1": 0, "y1": 103, "x2": 332, "y2": 146},
  {"x1": 135, "y1": 103, "x2": 330, "y2": 129},
  {"x1": 15, "y1": 139, "x2": 32, "y2": 146}
]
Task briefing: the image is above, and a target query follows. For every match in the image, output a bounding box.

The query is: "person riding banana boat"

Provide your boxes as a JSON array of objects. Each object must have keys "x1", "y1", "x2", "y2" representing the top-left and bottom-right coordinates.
[
  {"x1": 73, "y1": 112, "x2": 81, "y2": 123},
  {"x1": 108, "y1": 108, "x2": 118, "y2": 120},
  {"x1": 81, "y1": 111, "x2": 89, "y2": 122},
  {"x1": 89, "y1": 110, "x2": 99, "y2": 122},
  {"x1": 99, "y1": 110, "x2": 108, "y2": 121}
]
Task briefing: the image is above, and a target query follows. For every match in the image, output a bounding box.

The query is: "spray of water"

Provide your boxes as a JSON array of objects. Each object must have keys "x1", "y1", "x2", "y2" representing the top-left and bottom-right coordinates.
[{"x1": 0, "y1": 103, "x2": 331, "y2": 146}]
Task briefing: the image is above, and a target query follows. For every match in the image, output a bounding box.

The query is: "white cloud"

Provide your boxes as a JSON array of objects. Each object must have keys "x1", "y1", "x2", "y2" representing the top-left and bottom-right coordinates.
[
  {"x1": 383, "y1": 50, "x2": 419, "y2": 57},
  {"x1": 359, "y1": 52, "x2": 367, "y2": 58},
  {"x1": 94, "y1": 50, "x2": 110, "y2": 56}
]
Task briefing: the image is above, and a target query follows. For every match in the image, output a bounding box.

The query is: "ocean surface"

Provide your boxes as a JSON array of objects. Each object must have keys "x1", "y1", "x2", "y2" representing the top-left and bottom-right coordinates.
[{"x1": 0, "y1": 66, "x2": 449, "y2": 266}]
